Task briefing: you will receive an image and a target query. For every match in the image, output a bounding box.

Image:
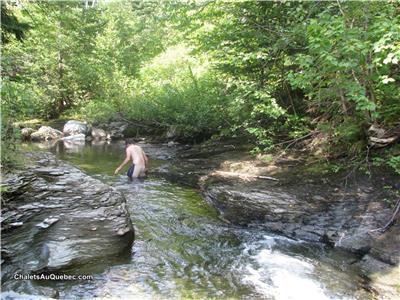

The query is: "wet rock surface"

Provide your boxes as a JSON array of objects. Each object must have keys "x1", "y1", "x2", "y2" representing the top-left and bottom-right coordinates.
[
  {"x1": 1, "y1": 152, "x2": 134, "y2": 297},
  {"x1": 152, "y1": 140, "x2": 400, "y2": 299},
  {"x1": 200, "y1": 170, "x2": 399, "y2": 260},
  {"x1": 2, "y1": 138, "x2": 398, "y2": 299}
]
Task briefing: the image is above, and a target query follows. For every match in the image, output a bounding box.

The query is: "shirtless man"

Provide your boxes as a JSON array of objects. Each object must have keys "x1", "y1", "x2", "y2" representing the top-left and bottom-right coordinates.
[{"x1": 114, "y1": 139, "x2": 148, "y2": 178}]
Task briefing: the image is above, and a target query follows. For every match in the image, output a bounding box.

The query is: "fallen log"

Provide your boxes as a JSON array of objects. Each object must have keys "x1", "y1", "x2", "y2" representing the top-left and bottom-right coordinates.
[
  {"x1": 367, "y1": 124, "x2": 400, "y2": 148},
  {"x1": 368, "y1": 136, "x2": 398, "y2": 148}
]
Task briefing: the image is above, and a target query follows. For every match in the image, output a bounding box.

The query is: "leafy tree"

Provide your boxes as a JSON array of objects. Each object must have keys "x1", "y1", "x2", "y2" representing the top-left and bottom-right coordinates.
[
  {"x1": 2, "y1": 0, "x2": 399, "y2": 171},
  {"x1": 289, "y1": 1, "x2": 400, "y2": 154}
]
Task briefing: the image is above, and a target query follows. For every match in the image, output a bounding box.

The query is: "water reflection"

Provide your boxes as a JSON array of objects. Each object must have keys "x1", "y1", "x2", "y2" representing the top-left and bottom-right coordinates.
[
  {"x1": 61, "y1": 139, "x2": 86, "y2": 153},
  {"x1": 33, "y1": 139, "x2": 59, "y2": 150}
]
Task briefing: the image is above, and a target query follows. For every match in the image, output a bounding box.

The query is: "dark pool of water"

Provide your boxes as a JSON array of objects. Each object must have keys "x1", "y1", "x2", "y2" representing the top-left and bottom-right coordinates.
[{"x1": 17, "y1": 141, "x2": 372, "y2": 300}]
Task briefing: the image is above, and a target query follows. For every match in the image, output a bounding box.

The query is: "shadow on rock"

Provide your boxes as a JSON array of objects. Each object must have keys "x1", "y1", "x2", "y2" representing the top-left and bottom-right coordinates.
[{"x1": 1, "y1": 152, "x2": 135, "y2": 297}]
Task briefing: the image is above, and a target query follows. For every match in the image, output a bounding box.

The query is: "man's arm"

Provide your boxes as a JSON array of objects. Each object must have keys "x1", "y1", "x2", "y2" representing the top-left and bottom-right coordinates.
[{"x1": 114, "y1": 149, "x2": 131, "y2": 175}]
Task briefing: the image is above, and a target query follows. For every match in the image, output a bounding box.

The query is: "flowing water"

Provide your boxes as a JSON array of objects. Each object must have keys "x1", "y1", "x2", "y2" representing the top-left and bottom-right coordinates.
[{"x1": 17, "y1": 141, "x2": 371, "y2": 299}]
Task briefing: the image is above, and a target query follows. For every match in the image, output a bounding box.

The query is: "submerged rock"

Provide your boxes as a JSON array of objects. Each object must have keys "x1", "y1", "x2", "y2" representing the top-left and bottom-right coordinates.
[
  {"x1": 36, "y1": 217, "x2": 59, "y2": 229},
  {"x1": 62, "y1": 139, "x2": 85, "y2": 153},
  {"x1": 1, "y1": 152, "x2": 134, "y2": 296}
]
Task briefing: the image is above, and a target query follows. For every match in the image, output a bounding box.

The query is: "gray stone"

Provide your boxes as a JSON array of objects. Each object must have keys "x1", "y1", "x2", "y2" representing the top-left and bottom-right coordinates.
[
  {"x1": 369, "y1": 224, "x2": 400, "y2": 265},
  {"x1": 63, "y1": 120, "x2": 91, "y2": 136},
  {"x1": 31, "y1": 126, "x2": 63, "y2": 141},
  {"x1": 21, "y1": 127, "x2": 35, "y2": 140},
  {"x1": 91, "y1": 127, "x2": 108, "y2": 140},
  {"x1": 1, "y1": 152, "x2": 134, "y2": 292},
  {"x1": 167, "y1": 141, "x2": 179, "y2": 147},
  {"x1": 98, "y1": 121, "x2": 129, "y2": 139},
  {"x1": 1, "y1": 284, "x2": 59, "y2": 299},
  {"x1": 166, "y1": 126, "x2": 179, "y2": 139},
  {"x1": 36, "y1": 217, "x2": 59, "y2": 229}
]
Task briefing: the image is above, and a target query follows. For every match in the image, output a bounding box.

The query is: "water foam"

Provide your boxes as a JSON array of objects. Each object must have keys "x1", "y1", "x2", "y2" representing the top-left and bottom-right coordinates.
[
  {"x1": 241, "y1": 236, "x2": 346, "y2": 300},
  {"x1": 1, "y1": 291, "x2": 53, "y2": 300}
]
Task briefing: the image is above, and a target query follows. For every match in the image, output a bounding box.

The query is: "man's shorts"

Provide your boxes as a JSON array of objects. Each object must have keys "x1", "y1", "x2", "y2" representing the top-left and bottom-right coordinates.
[{"x1": 127, "y1": 164, "x2": 135, "y2": 178}]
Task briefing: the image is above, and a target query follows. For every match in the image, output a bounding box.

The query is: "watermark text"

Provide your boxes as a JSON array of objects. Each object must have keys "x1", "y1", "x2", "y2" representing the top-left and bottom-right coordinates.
[{"x1": 13, "y1": 273, "x2": 93, "y2": 281}]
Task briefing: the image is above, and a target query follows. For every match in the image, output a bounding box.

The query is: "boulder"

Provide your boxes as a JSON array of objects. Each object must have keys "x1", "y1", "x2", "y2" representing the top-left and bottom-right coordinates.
[
  {"x1": 107, "y1": 122, "x2": 128, "y2": 139},
  {"x1": 63, "y1": 120, "x2": 91, "y2": 136},
  {"x1": 21, "y1": 127, "x2": 35, "y2": 140},
  {"x1": 368, "y1": 124, "x2": 400, "y2": 148},
  {"x1": 166, "y1": 126, "x2": 179, "y2": 139},
  {"x1": 1, "y1": 152, "x2": 134, "y2": 296},
  {"x1": 31, "y1": 126, "x2": 63, "y2": 141},
  {"x1": 94, "y1": 121, "x2": 137, "y2": 139},
  {"x1": 91, "y1": 127, "x2": 108, "y2": 140}
]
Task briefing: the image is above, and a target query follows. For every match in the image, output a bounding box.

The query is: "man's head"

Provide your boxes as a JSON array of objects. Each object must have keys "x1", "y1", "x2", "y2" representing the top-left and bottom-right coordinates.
[{"x1": 125, "y1": 138, "x2": 135, "y2": 146}]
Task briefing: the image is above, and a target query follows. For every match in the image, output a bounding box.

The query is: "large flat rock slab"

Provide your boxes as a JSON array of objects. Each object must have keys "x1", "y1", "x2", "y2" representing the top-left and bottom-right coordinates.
[
  {"x1": 1, "y1": 152, "x2": 134, "y2": 296},
  {"x1": 200, "y1": 172, "x2": 398, "y2": 255},
  {"x1": 196, "y1": 158, "x2": 400, "y2": 300}
]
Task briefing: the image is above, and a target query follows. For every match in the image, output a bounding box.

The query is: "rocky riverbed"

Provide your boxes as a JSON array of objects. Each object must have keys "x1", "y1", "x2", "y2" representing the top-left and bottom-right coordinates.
[
  {"x1": 1, "y1": 152, "x2": 134, "y2": 297},
  {"x1": 1, "y1": 136, "x2": 399, "y2": 299},
  {"x1": 152, "y1": 140, "x2": 400, "y2": 299}
]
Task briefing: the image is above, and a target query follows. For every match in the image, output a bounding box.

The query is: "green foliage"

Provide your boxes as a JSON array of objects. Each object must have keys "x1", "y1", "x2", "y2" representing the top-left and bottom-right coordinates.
[
  {"x1": 2, "y1": 0, "x2": 399, "y2": 164},
  {"x1": 288, "y1": 2, "x2": 400, "y2": 154},
  {"x1": 119, "y1": 45, "x2": 228, "y2": 141},
  {"x1": 2, "y1": 0, "x2": 166, "y2": 120},
  {"x1": 183, "y1": 2, "x2": 317, "y2": 146},
  {"x1": 387, "y1": 156, "x2": 400, "y2": 175},
  {"x1": 1, "y1": 90, "x2": 22, "y2": 169}
]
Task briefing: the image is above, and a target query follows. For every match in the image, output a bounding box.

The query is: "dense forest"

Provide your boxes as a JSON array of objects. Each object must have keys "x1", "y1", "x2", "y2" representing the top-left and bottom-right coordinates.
[{"x1": 2, "y1": 0, "x2": 400, "y2": 173}]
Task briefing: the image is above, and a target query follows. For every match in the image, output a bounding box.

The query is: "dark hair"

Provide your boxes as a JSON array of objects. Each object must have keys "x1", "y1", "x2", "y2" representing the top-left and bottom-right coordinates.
[{"x1": 125, "y1": 138, "x2": 135, "y2": 146}]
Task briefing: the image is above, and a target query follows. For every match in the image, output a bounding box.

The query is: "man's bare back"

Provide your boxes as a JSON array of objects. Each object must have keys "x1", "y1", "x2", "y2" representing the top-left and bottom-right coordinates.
[{"x1": 114, "y1": 139, "x2": 148, "y2": 178}]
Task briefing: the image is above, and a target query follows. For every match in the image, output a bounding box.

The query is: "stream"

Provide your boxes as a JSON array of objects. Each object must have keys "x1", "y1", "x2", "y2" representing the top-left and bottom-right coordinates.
[{"x1": 14, "y1": 140, "x2": 372, "y2": 299}]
